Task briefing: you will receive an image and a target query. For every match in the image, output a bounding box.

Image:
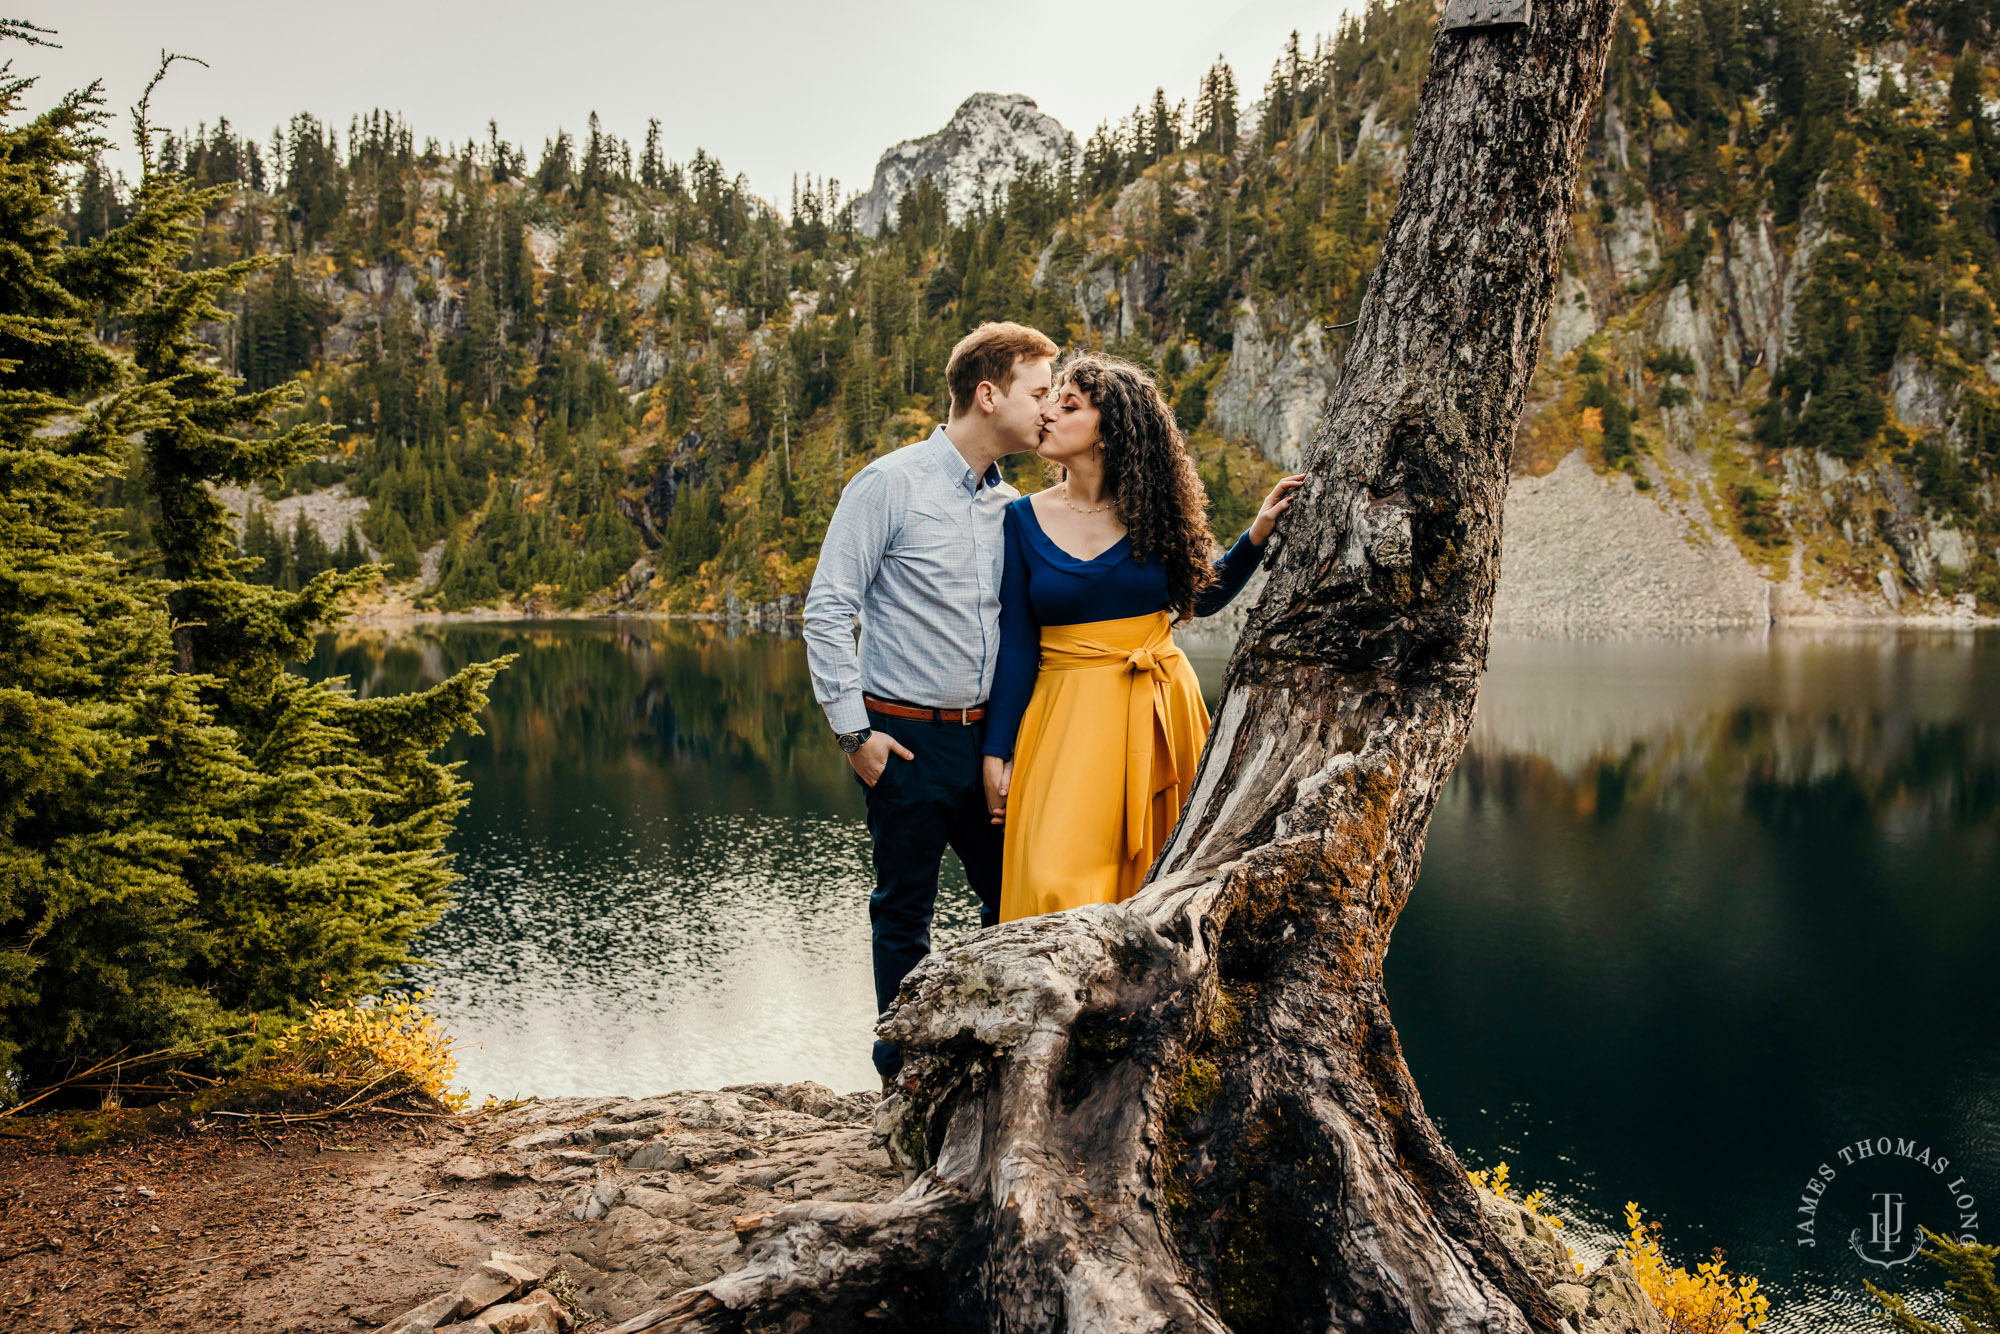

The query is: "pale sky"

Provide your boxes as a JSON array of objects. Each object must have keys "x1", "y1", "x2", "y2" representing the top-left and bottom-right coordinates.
[{"x1": 20, "y1": 0, "x2": 1355, "y2": 210}]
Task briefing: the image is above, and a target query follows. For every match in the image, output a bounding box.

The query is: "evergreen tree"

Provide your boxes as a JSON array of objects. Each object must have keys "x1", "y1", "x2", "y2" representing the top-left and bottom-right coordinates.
[
  {"x1": 580, "y1": 111, "x2": 610, "y2": 198},
  {"x1": 378, "y1": 508, "x2": 420, "y2": 577},
  {"x1": 1147, "y1": 87, "x2": 1178, "y2": 164},
  {"x1": 68, "y1": 153, "x2": 125, "y2": 242},
  {"x1": 0, "y1": 42, "x2": 232, "y2": 1085},
  {"x1": 0, "y1": 41, "x2": 507, "y2": 1092},
  {"x1": 536, "y1": 128, "x2": 574, "y2": 196},
  {"x1": 641, "y1": 118, "x2": 663, "y2": 190},
  {"x1": 131, "y1": 87, "x2": 509, "y2": 1044},
  {"x1": 336, "y1": 521, "x2": 367, "y2": 572},
  {"x1": 1866, "y1": 1230, "x2": 2000, "y2": 1334},
  {"x1": 290, "y1": 510, "x2": 331, "y2": 586},
  {"x1": 1194, "y1": 58, "x2": 1240, "y2": 155},
  {"x1": 283, "y1": 112, "x2": 345, "y2": 245},
  {"x1": 241, "y1": 502, "x2": 289, "y2": 585}
]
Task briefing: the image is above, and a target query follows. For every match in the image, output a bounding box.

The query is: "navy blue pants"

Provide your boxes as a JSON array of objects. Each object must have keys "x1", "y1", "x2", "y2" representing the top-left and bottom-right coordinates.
[{"x1": 861, "y1": 706, "x2": 1002, "y2": 1080}]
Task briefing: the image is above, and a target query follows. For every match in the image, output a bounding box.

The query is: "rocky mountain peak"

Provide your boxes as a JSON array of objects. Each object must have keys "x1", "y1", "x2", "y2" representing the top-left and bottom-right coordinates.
[{"x1": 852, "y1": 93, "x2": 1075, "y2": 236}]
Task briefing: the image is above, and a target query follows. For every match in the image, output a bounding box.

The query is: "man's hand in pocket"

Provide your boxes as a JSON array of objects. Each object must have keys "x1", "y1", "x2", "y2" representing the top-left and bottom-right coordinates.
[{"x1": 850, "y1": 731, "x2": 915, "y2": 787}]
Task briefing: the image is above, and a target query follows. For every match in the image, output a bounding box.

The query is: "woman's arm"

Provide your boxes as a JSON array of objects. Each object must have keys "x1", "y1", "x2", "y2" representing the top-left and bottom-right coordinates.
[
  {"x1": 981, "y1": 505, "x2": 1040, "y2": 821},
  {"x1": 1193, "y1": 475, "x2": 1306, "y2": 617},
  {"x1": 982, "y1": 505, "x2": 1039, "y2": 762},
  {"x1": 1194, "y1": 530, "x2": 1265, "y2": 616}
]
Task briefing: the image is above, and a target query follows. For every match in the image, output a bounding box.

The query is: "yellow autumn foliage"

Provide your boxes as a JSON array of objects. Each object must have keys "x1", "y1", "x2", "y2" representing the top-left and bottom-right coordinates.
[
  {"x1": 1620, "y1": 1201, "x2": 1770, "y2": 1334},
  {"x1": 266, "y1": 992, "x2": 468, "y2": 1112},
  {"x1": 1467, "y1": 1160, "x2": 1566, "y2": 1229},
  {"x1": 1466, "y1": 1166, "x2": 1771, "y2": 1334}
]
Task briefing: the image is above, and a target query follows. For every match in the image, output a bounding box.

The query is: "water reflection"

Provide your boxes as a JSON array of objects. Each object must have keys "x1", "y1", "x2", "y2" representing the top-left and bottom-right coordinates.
[
  {"x1": 1393, "y1": 633, "x2": 2000, "y2": 1332},
  {"x1": 308, "y1": 622, "x2": 2000, "y2": 1333},
  {"x1": 311, "y1": 621, "x2": 928, "y2": 1096}
]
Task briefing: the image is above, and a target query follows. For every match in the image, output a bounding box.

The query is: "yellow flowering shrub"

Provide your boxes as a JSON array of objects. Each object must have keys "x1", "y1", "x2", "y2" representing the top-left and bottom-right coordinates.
[
  {"x1": 1620, "y1": 1201, "x2": 1770, "y2": 1334},
  {"x1": 1467, "y1": 1161, "x2": 1566, "y2": 1229},
  {"x1": 266, "y1": 992, "x2": 468, "y2": 1111},
  {"x1": 1466, "y1": 1166, "x2": 1771, "y2": 1332}
]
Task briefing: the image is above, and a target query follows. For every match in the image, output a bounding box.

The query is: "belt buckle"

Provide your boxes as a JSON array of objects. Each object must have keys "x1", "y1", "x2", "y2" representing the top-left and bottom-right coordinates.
[{"x1": 960, "y1": 707, "x2": 971, "y2": 726}]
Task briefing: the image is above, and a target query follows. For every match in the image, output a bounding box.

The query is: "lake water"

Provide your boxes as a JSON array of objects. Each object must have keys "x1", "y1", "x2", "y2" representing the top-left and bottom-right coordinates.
[{"x1": 309, "y1": 621, "x2": 2000, "y2": 1332}]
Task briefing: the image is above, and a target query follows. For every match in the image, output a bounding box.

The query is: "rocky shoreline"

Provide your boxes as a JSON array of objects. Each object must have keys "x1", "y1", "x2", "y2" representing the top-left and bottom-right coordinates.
[{"x1": 372, "y1": 1084, "x2": 1669, "y2": 1334}]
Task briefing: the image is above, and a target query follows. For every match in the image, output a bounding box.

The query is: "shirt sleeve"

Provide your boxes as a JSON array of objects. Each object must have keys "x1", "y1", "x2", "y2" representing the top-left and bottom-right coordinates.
[
  {"x1": 981, "y1": 503, "x2": 1040, "y2": 760},
  {"x1": 803, "y1": 466, "x2": 895, "y2": 734},
  {"x1": 1192, "y1": 529, "x2": 1266, "y2": 618}
]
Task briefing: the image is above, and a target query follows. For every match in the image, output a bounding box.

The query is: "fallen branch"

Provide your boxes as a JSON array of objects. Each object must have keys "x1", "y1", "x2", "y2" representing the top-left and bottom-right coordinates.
[
  {"x1": 186, "y1": 1247, "x2": 258, "y2": 1264},
  {"x1": 203, "y1": 1075, "x2": 411, "y2": 1126},
  {"x1": 2, "y1": 1030, "x2": 255, "y2": 1119}
]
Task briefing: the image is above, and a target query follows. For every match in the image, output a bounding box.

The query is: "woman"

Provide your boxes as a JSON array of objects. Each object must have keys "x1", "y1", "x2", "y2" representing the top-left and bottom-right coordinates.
[{"x1": 980, "y1": 352, "x2": 1304, "y2": 921}]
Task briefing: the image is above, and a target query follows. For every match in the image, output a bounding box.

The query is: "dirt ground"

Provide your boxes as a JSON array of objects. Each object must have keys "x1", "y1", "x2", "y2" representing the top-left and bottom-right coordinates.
[
  {"x1": 0, "y1": 1083, "x2": 895, "y2": 1334},
  {"x1": 0, "y1": 1112, "x2": 560, "y2": 1333}
]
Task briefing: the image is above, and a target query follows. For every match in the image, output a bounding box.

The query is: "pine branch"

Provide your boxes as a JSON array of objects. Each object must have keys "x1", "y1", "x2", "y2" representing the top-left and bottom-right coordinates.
[
  {"x1": 0, "y1": 18, "x2": 58, "y2": 48},
  {"x1": 128, "y1": 49, "x2": 206, "y2": 179}
]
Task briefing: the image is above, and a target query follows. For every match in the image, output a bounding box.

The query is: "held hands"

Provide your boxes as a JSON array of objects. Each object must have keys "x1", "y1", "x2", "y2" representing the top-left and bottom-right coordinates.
[
  {"x1": 849, "y1": 730, "x2": 914, "y2": 787},
  {"x1": 1248, "y1": 474, "x2": 1308, "y2": 546},
  {"x1": 982, "y1": 754, "x2": 1012, "y2": 826}
]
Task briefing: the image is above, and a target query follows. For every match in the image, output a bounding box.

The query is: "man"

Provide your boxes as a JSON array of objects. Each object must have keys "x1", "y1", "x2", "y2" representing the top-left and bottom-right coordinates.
[{"x1": 804, "y1": 321, "x2": 1059, "y2": 1085}]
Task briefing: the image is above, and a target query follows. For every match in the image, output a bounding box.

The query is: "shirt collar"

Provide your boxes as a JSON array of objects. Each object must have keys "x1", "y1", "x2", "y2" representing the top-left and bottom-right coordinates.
[{"x1": 926, "y1": 425, "x2": 1002, "y2": 495}]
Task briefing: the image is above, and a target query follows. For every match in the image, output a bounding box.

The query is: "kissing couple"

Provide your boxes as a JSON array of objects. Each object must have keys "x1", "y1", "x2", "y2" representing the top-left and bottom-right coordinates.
[{"x1": 803, "y1": 321, "x2": 1304, "y2": 1085}]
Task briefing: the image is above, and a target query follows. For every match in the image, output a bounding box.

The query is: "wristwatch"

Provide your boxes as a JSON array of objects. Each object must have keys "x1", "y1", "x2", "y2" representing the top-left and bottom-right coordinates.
[{"x1": 837, "y1": 728, "x2": 872, "y2": 754}]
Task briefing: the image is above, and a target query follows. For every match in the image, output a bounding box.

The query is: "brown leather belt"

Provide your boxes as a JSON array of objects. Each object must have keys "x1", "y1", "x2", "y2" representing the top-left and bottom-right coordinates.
[{"x1": 864, "y1": 695, "x2": 987, "y2": 725}]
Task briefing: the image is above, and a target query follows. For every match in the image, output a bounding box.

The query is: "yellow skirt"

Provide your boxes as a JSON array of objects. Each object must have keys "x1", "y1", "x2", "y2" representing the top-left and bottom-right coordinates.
[{"x1": 998, "y1": 611, "x2": 1210, "y2": 922}]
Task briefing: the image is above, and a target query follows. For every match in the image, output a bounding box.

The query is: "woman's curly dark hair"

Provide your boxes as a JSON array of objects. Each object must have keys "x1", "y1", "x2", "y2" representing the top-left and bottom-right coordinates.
[{"x1": 1053, "y1": 351, "x2": 1218, "y2": 620}]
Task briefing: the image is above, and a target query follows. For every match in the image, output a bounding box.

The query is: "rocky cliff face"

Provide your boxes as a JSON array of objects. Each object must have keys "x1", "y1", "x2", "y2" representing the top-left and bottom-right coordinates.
[
  {"x1": 1147, "y1": 42, "x2": 1997, "y2": 629},
  {"x1": 852, "y1": 93, "x2": 1076, "y2": 236},
  {"x1": 1207, "y1": 297, "x2": 1342, "y2": 470}
]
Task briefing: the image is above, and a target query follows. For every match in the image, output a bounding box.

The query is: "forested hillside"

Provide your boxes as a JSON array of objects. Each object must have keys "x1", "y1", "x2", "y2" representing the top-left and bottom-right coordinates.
[{"x1": 64, "y1": 0, "x2": 2000, "y2": 617}]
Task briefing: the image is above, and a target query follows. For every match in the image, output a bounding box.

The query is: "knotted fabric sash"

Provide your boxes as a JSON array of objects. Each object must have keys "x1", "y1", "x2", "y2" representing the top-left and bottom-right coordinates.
[{"x1": 1035, "y1": 610, "x2": 1184, "y2": 861}]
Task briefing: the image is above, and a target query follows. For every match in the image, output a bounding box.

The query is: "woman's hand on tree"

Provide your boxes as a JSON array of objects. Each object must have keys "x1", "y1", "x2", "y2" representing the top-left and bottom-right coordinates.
[{"x1": 1249, "y1": 474, "x2": 1307, "y2": 545}]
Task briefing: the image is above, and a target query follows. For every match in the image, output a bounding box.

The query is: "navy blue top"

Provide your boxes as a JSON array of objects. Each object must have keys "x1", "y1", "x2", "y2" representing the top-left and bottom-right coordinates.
[{"x1": 982, "y1": 496, "x2": 1265, "y2": 760}]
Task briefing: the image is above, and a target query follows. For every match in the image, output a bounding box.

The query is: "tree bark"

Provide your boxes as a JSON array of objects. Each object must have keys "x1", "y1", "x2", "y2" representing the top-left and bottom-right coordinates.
[{"x1": 629, "y1": 6, "x2": 1617, "y2": 1331}]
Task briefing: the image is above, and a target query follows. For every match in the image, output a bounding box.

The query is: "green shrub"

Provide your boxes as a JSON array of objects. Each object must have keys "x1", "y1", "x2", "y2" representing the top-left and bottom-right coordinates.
[
  {"x1": 1584, "y1": 375, "x2": 1636, "y2": 465},
  {"x1": 1646, "y1": 346, "x2": 1697, "y2": 377},
  {"x1": 1734, "y1": 482, "x2": 1784, "y2": 544}
]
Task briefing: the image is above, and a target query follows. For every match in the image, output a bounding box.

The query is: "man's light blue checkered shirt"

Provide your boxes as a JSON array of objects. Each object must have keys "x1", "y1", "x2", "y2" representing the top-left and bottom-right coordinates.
[{"x1": 804, "y1": 426, "x2": 1019, "y2": 735}]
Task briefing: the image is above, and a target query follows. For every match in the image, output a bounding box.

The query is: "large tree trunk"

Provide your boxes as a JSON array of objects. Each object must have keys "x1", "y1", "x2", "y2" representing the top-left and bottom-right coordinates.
[{"x1": 631, "y1": 6, "x2": 1618, "y2": 1331}]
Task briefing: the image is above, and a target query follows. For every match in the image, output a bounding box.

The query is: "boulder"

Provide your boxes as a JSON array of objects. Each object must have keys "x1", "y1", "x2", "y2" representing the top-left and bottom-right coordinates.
[
  {"x1": 464, "y1": 1289, "x2": 565, "y2": 1334},
  {"x1": 376, "y1": 1290, "x2": 456, "y2": 1334},
  {"x1": 439, "y1": 1155, "x2": 530, "y2": 1184}
]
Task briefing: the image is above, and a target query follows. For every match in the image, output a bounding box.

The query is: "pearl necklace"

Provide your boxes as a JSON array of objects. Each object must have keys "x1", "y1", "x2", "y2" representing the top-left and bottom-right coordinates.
[{"x1": 1059, "y1": 482, "x2": 1112, "y2": 515}]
